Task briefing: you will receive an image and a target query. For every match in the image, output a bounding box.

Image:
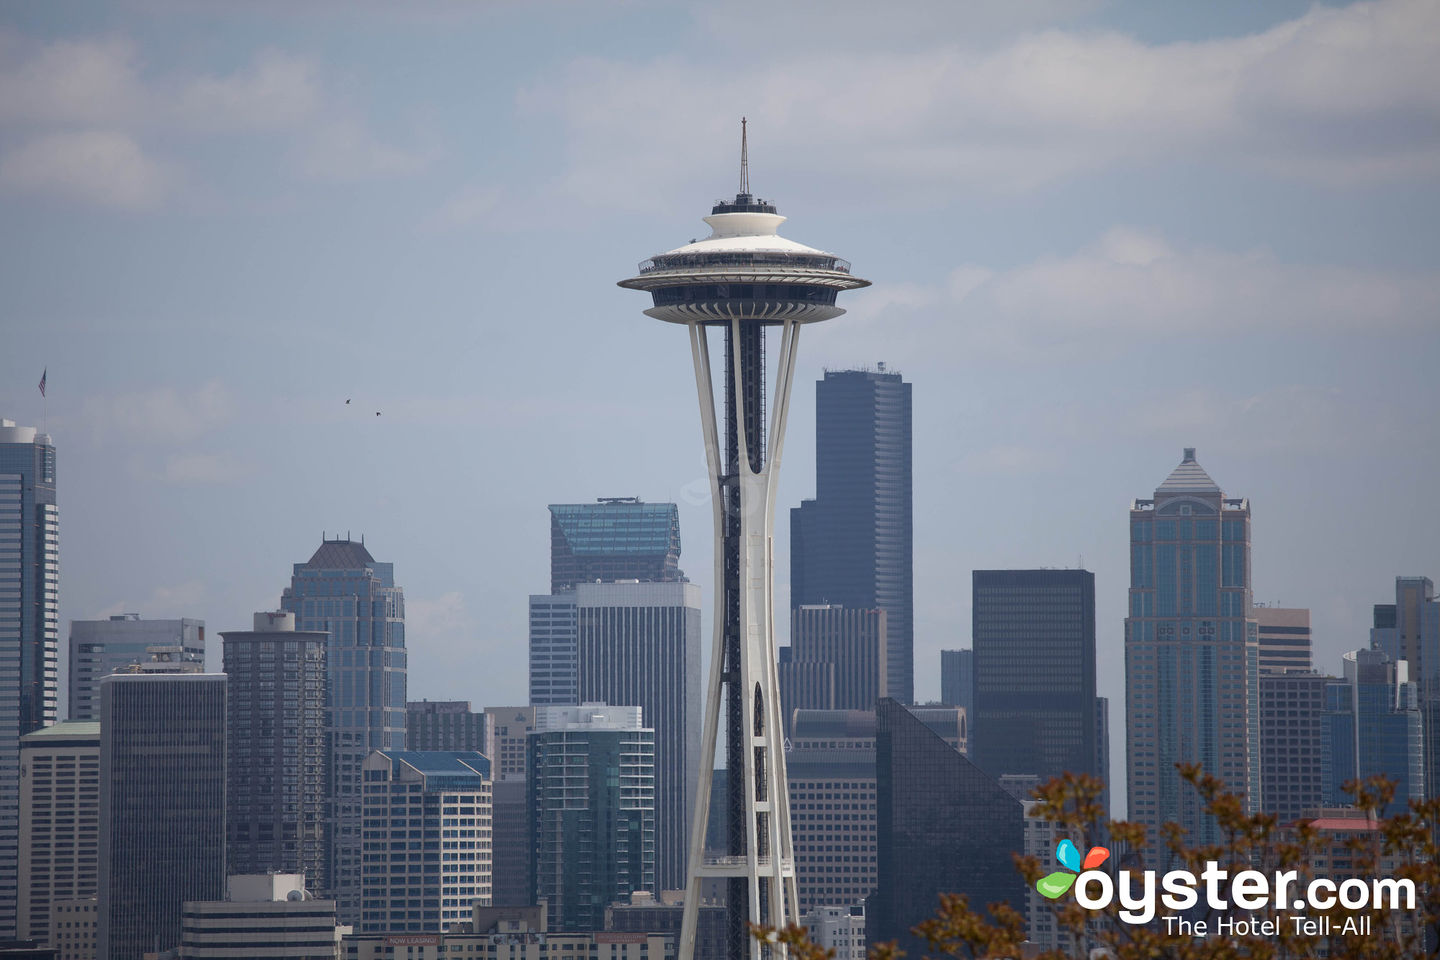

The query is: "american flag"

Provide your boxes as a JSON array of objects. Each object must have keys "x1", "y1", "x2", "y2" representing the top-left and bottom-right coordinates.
[{"x1": 38, "y1": 368, "x2": 45, "y2": 397}]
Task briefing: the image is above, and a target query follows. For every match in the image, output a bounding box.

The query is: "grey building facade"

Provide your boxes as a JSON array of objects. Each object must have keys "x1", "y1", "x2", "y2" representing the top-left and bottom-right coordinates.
[
  {"x1": 939, "y1": 648, "x2": 973, "y2": 717},
  {"x1": 972, "y1": 569, "x2": 1096, "y2": 784},
  {"x1": 68, "y1": 615, "x2": 205, "y2": 722},
  {"x1": 99, "y1": 674, "x2": 226, "y2": 960},
  {"x1": 221, "y1": 611, "x2": 329, "y2": 889},
  {"x1": 1256, "y1": 606, "x2": 1312, "y2": 674},
  {"x1": 791, "y1": 368, "x2": 913, "y2": 704},
  {"x1": 406, "y1": 701, "x2": 486, "y2": 753},
  {"x1": 0, "y1": 419, "x2": 59, "y2": 937},
  {"x1": 280, "y1": 537, "x2": 405, "y2": 922},
  {"x1": 17, "y1": 721, "x2": 100, "y2": 949}
]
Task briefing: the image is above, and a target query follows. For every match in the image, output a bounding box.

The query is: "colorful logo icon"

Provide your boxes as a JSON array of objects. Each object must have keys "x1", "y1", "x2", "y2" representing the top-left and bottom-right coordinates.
[{"x1": 1036, "y1": 839, "x2": 1110, "y2": 899}]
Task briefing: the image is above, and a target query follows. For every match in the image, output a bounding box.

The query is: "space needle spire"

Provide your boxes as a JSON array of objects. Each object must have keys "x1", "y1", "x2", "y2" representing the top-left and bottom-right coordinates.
[{"x1": 619, "y1": 123, "x2": 869, "y2": 960}]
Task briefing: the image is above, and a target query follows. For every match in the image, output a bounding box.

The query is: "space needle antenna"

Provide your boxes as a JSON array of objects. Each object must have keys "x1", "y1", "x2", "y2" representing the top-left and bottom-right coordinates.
[{"x1": 739, "y1": 117, "x2": 749, "y2": 196}]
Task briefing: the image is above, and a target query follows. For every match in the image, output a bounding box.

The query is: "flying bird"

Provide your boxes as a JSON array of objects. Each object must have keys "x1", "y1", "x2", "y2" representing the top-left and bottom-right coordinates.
[
  {"x1": 346, "y1": 399, "x2": 351, "y2": 404},
  {"x1": 375, "y1": 411, "x2": 381, "y2": 416}
]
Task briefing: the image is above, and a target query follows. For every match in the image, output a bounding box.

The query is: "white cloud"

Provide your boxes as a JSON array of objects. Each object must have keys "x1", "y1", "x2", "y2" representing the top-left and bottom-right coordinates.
[
  {"x1": 176, "y1": 50, "x2": 322, "y2": 133},
  {"x1": 827, "y1": 225, "x2": 1440, "y2": 368},
  {"x1": 0, "y1": 131, "x2": 167, "y2": 209},
  {"x1": 424, "y1": 183, "x2": 503, "y2": 230},
  {"x1": 82, "y1": 381, "x2": 233, "y2": 444},
  {"x1": 0, "y1": 34, "x2": 144, "y2": 126},
  {"x1": 160, "y1": 452, "x2": 241, "y2": 485},
  {"x1": 527, "y1": 0, "x2": 1440, "y2": 206},
  {"x1": 295, "y1": 117, "x2": 432, "y2": 181}
]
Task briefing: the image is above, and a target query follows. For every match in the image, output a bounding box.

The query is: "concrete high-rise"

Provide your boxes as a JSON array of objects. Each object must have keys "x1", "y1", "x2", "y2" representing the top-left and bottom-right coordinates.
[
  {"x1": 1259, "y1": 672, "x2": 1330, "y2": 826},
  {"x1": 406, "y1": 700, "x2": 486, "y2": 753},
  {"x1": 221, "y1": 611, "x2": 329, "y2": 888},
  {"x1": 17, "y1": 722, "x2": 99, "y2": 949},
  {"x1": 529, "y1": 705, "x2": 655, "y2": 932},
  {"x1": 619, "y1": 127, "x2": 869, "y2": 960},
  {"x1": 549, "y1": 499, "x2": 683, "y2": 592},
  {"x1": 482, "y1": 707, "x2": 537, "y2": 909},
  {"x1": 0, "y1": 418, "x2": 59, "y2": 937},
  {"x1": 939, "y1": 649, "x2": 973, "y2": 717},
  {"x1": 867, "y1": 699, "x2": 1024, "y2": 955},
  {"x1": 280, "y1": 537, "x2": 405, "y2": 921},
  {"x1": 972, "y1": 569, "x2": 1096, "y2": 783},
  {"x1": 1125, "y1": 448, "x2": 1259, "y2": 849},
  {"x1": 1256, "y1": 606, "x2": 1312, "y2": 674},
  {"x1": 359, "y1": 751, "x2": 491, "y2": 934},
  {"x1": 99, "y1": 674, "x2": 226, "y2": 960},
  {"x1": 68, "y1": 615, "x2": 204, "y2": 721},
  {"x1": 574, "y1": 581, "x2": 700, "y2": 894},
  {"x1": 791, "y1": 368, "x2": 913, "y2": 706},
  {"x1": 180, "y1": 874, "x2": 343, "y2": 960},
  {"x1": 789, "y1": 606, "x2": 887, "y2": 712}
]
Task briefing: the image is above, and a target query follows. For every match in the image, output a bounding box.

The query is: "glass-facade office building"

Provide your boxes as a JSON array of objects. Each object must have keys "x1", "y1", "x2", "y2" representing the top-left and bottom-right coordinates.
[
  {"x1": 548, "y1": 500, "x2": 683, "y2": 592},
  {"x1": 867, "y1": 698, "x2": 1023, "y2": 955},
  {"x1": 99, "y1": 674, "x2": 226, "y2": 960},
  {"x1": 0, "y1": 419, "x2": 58, "y2": 937},
  {"x1": 68, "y1": 615, "x2": 205, "y2": 721},
  {"x1": 281, "y1": 537, "x2": 405, "y2": 923},
  {"x1": 1125, "y1": 449, "x2": 1259, "y2": 850},
  {"x1": 528, "y1": 705, "x2": 654, "y2": 932},
  {"x1": 971, "y1": 569, "x2": 1096, "y2": 784},
  {"x1": 791, "y1": 368, "x2": 913, "y2": 704}
]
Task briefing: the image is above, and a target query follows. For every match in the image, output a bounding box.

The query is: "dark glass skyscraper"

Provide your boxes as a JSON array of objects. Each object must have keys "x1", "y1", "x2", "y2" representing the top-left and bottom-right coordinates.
[
  {"x1": 99, "y1": 674, "x2": 226, "y2": 960},
  {"x1": 0, "y1": 419, "x2": 58, "y2": 937},
  {"x1": 939, "y1": 648, "x2": 973, "y2": 717},
  {"x1": 280, "y1": 537, "x2": 405, "y2": 922},
  {"x1": 791, "y1": 367, "x2": 913, "y2": 704},
  {"x1": 549, "y1": 499, "x2": 683, "y2": 592},
  {"x1": 221, "y1": 611, "x2": 329, "y2": 889},
  {"x1": 971, "y1": 569, "x2": 1096, "y2": 783},
  {"x1": 867, "y1": 698, "x2": 1023, "y2": 955}
]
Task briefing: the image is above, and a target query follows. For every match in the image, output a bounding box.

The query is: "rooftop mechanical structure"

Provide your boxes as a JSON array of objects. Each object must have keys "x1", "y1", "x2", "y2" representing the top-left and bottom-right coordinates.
[{"x1": 619, "y1": 122, "x2": 869, "y2": 960}]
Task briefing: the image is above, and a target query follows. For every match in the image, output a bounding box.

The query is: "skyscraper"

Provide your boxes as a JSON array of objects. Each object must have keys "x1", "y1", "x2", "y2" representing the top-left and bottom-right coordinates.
[
  {"x1": 1259, "y1": 671, "x2": 1330, "y2": 826},
  {"x1": 791, "y1": 367, "x2": 913, "y2": 705},
  {"x1": 406, "y1": 700, "x2": 487, "y2": 753},
  {"x1": 619, "y1": 134, "x2": 870, "y2": 960},
  {"x1": 549, "y1": 499, "x2": 683, "y2": 592},
  {"x1": 1371, "y1": 577, "x2": 1440, "y2": 802},
  {"x1": 0, "y1": 419, "x2": 58, "y2": 937},
  {"x1": 972, "y1": 569, "x2": 1096, "y2": 783},
  {"x1": 280, "y1": 537, "x2": 405, "y2": 921},
  {"x1": 528, "y1": 704, "x2": 655, "y2": 932},
  {"x1": 528, "y1": 593, "x2": 579, "y2": 706},
  {"x1": 1255, "y1": 606, "x2": 1312, "y2": 674},
  {"x1": 68, "y1": 615, "x2": 204, "y2": 721},
  {"x1": 17, "y1": 721, "x2": 99, "y2": 949},
  {"x1": 482, "y1": 706, "x2": 537, "y2": 909},
  {"x1": 99, "y1": 674, "x2": 226, "y2": 960},
  {"x1": 573, "y1": 580, "x2": 700, "y2": 894},
  {"x1": 867, "y1": 699, "x2": 1024, "y2": 955},
  {"x1": 359, "y1": 750, "x2": 492, "y2": 933},
  {"x1": 221, "y1": 611, "x2": 329, "y2": 889},
  {"x1": 939, "y1": 648, "x2": 973, "y2": 717},
  {"x1": 789, "y1": 606, "x2": 887, "y2": 712},
  {"x1": 1325, "y1": 649, "x2": 1423, "y2": 818},
  {"x1": 1125, "y1": 448, "x2": 1259, "y2": 849}
]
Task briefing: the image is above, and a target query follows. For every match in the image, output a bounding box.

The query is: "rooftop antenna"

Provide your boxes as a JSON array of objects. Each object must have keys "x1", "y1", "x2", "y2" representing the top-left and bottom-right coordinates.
[{"x1": 739, "y1": 117, "x2": 749, "y2": 197}]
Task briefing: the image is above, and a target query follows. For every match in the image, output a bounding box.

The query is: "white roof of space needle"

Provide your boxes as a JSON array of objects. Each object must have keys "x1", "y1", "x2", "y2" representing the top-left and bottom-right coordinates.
[{"x1": 618, "y1": 120, "x2": 869, "y2": 325}]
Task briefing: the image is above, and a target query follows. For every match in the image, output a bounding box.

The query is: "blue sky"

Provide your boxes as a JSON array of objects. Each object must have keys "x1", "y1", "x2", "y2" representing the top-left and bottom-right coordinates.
[{"x1": 2, "y1": 0, "x2": 1437, "y2": 817}]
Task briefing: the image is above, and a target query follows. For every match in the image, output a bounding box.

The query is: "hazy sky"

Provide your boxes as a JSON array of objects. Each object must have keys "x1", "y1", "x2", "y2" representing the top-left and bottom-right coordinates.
[{"x1": 2, "y1": 0, "x2": 1437, "y2": 817}]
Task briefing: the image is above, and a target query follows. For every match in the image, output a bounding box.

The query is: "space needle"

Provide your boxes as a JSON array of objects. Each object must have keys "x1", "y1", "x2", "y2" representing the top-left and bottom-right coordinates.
[{"x1": 619, "y1": 121, "x2": 869, "y2": 960}]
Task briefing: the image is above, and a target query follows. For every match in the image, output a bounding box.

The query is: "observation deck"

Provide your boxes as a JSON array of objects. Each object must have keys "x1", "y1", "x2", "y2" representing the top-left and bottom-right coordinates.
[{"x1": 618, "y1": 193, "x2": 869, "y2": 325}]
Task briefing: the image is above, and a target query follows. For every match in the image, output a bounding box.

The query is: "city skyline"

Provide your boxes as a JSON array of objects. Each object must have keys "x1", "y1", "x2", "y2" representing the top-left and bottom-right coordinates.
[{"x1": 1, "y1": 0, "x2": 1438, "y2": 830}]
